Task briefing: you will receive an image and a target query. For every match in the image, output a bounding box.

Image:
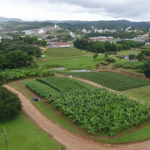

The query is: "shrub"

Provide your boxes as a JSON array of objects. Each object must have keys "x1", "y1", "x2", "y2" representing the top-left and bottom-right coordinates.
[
  {"x1": 0, "y1": 87, "x2": 22, "y2": 121},
  {"x1": 106, "y1": 57, "x2": 116, "y2": 63}
]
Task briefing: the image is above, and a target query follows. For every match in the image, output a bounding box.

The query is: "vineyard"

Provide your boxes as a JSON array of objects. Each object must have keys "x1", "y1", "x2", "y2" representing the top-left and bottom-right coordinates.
[
  {"x1": 36, "y1": 77, "x2": 87, "y2": 92},
  {"x1": 45, "y1": 88, "x2": 150, "y2": 136},
  {"x1": 24, "y1": 80, "x2": 58, "y2": 98},
  {"x1": 61, "y1": 72, "x2": 150, "y2": 91},
  {"x1": 0, "y1": 68, "x2": 54, "y2": 82}
]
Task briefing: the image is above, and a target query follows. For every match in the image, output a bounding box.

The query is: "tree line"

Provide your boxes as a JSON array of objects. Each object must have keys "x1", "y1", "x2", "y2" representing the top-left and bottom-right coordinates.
[{"x1": 73, "y1": 39, "x2": 145, "y2": 53}]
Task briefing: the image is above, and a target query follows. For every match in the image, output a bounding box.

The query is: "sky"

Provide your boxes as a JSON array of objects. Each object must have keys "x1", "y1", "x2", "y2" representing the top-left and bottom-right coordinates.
[{"x1": 0, "y1": 0, "x2": 150, "y2": 21}]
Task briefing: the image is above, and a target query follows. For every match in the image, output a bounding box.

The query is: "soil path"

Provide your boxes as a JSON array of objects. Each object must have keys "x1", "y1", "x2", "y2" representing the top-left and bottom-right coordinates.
[
  {"x1": 40, "y1": 47, "x2": 47, "y2": 52},
  {"x1": 4, "y1": 85, "x2": 150, "y2": 150}
]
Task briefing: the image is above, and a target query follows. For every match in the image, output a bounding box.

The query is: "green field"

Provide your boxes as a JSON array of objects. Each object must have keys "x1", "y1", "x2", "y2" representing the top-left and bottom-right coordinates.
[
  {"x1": 0, "y1": 115, "x2": 62, "y2": 150},
  {"x1": 61, "y1": 72, "x2": 150, "y2": 91},
  {"x1": 37, "y1": 55, "x2": 106, "y2": 70},
  {"x1": 122, "y1": 85, "x2": 150, "y2": 103},
  {"x1": 42, "y1": 47, "x2": 86, "y2": 59}
]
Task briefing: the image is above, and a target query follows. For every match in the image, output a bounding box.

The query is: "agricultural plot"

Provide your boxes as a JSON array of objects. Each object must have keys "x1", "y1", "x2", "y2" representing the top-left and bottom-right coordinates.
[
  {"x1": 45, "y1": 47, "x2": 86, "y2": 58},
  {"x1": 24, "y1": 80, "x2": 58, "y2": 98},
  {"x1": 37, "y1": 77, "x2": 88, "y2": 92},
  {"x1": 62, "y1": 72, "x2": 150, "y2": 91},
  {"x1": 46, "y1": 88, "x2": 150, "y2": 136}
]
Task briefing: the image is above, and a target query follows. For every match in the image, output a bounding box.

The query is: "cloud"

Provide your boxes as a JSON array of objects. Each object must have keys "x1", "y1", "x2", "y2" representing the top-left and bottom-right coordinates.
[{"x1": 0, "y1": 0, "x2": 150, "y2": 21}]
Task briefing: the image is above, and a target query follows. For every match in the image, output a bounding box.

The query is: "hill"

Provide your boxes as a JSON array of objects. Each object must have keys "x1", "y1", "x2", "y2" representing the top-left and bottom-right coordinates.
[{"x1": 0, "y1": 17, "x2": 23, "y2": 22}]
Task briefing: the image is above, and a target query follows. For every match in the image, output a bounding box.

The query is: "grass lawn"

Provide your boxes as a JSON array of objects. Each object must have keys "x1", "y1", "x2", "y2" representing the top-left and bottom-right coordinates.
[
  {"x1": 37, "y1": 55, "x2": 106, "y2": 70},
  {"x1": 122, "y1": 85, "x2": 150, "y2": 103},
  {"x1": 0, "y1": 115, "x2": 62, "y2": 150},
  {"x1": 42, "y1": 47, "x2": 86, "y2": 59},
  {"x1": 117, "y1": 50, "x2": 140, "y2": 56}
]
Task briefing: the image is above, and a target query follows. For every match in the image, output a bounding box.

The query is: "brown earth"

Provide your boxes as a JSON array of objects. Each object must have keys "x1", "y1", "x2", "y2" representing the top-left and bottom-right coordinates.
[{"x1": 4, "y1": 80, "x2": 150, "y2": 150}]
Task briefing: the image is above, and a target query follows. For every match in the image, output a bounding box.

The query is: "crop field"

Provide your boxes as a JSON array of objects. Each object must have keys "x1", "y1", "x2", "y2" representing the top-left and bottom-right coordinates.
[
  {"x1": 37, "y1": 55, "x2": 106, "y2": 69},
  {"x1": 25, "y1": 80, "x2": 58, "y2": 98},
  {"x1": 37, "y1": 77, "x2": 88, "y2": 92},
  {"x1": 45, "y1": 88, "x2": 150, "y2": 136},
  {"x1": 44, "y1": 47, "x2": 86, "y2": 58},
  {"x1": 62, "y1": 72, "x2": 150, "y2": 91}
]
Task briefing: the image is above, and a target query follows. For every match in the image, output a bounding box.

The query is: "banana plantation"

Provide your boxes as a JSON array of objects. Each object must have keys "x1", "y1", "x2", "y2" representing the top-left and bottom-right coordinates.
[{"x1": 45, "y1": 88, "x2": 150, "y2": 137}]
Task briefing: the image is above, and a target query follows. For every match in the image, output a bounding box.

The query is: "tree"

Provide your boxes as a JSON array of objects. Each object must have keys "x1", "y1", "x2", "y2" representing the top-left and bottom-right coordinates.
[
  {"x1": 0, "y1": 87, "x2": 22, "y2": 121},
  {"x1": 136, "y1": 53, "x2": 144, "y2": 61},
  {"x1": 129, "y1": 54, "x2": 135, "y2": 60},
  {"x1": 142, "y1": 61, "x2": 150, "y2": 78},
  {"x1": 34, "y1": 48, "x2": 42, "y2": 59},
  {"x1": 105, "y1": 52, "x2": 108, "y2": 60},
  {"x1": 93, "y1": 52, "x2": 98, "y2": 60}
]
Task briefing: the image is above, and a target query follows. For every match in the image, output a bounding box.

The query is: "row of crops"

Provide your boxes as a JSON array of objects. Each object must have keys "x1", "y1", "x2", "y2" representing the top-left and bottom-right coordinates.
[
  {"x1": 0, "y1": 68, "x2": 54, "y2": 82},
  {"x1": 45, "y1": 88, "x2": 150, "y2": 136},
  {"x1": 24, "y1": 80, "x2": 58, "y2": 98},
  {"x1": 36, "y1": 77, "x2": 88, "y2": 92},
  {"x1": 60, "y1": 72, "x2": 150, "y2": 91}
]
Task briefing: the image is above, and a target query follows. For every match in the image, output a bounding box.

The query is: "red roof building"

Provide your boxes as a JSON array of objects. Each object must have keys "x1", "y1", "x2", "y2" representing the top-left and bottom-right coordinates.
[{"x1": 51, "y1": 42, "x2": 71, "y2": 48}]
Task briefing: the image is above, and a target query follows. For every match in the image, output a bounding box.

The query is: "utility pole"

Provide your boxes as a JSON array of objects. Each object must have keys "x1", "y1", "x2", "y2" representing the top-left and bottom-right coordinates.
[
  {"x1": 131, "y1": 116, "x2": 133, "y2": 136},
  {"x1": 4, "y1": 127, "x2": 8, "y2": 150}
]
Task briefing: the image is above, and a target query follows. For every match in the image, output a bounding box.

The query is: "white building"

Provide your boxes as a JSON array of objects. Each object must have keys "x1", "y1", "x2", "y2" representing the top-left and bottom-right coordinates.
[
  {"x1": 25, "y1": 30, "x2": 31, "y2": 35},
  {"x1": 54, "y1": 24, "x2": 58, "y2": 29},
  {"x1": 0, "y1": 36, "x2": 1, "y2": 43},
  {"x1": 39, "y1": 29, "x2": 44, "y2": 34},
  {"x1": 69, "y1": 32, "x2": 75, "y2": 38},
  {"x1": 82, "y1": 29, "x2": 87, "y2": 33}
]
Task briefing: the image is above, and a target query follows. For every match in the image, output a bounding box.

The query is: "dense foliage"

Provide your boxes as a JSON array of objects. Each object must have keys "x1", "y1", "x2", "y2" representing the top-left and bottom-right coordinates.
[
  {"x1": 141, "y1": 49, "x2": 150, "y2": 56},
  {"x1": 45, "y1": 88, "x2": 150, "y2": 136},
  {"x1": 0, "y1": 68, "x2": 54, "y2": 82},
  {"x1": 0, "y1": 38, "x2": 42, "y2": 69},
  {"x1": 74, "y1": 39, "x2": 144, "y2": 53},
  {"x1": 61, "y1": 72, "x2": 150, "y2": 91},
  {"x1": 0, "y1": 87, "x2": 22, "y2": 121},
  {"x1": 142, "y1": 61, "x2": 150, "y2": 78},
  {"x1": 36, "y1": 77, "x2": 87, "y2": 92},
  {"x1": 25, "y1": 80, "x2": 58, "y2": 98},
  {"x1": 85, "y1": 31, "x2": 138, "y2": 39}
]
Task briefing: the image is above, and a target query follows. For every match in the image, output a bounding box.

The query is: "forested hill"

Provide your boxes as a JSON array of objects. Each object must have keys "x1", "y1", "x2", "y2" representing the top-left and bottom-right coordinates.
[
  {"x1": 48, "y1": 20, "x2": 150, "y2": 30},
  {"x1": 0, "y1": 17, "x2": 23, "y2": 22}
]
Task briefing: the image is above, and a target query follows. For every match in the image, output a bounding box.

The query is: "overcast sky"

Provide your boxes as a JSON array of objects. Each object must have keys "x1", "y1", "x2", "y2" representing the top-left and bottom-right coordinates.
[{"x1": 0, "y1": 0, "x2": 150, "y2": 21}]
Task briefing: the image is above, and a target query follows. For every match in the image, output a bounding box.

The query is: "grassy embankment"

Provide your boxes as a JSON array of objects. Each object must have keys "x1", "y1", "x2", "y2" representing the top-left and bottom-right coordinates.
[{"x1": 0, "y1": 115, "x2": 63, "y2": 150}]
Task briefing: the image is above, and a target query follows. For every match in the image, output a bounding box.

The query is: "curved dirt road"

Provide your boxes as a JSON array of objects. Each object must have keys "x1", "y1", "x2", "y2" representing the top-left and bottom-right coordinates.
[{"x1": 4, "y1": 85, "x2": 150, "y2": 150}]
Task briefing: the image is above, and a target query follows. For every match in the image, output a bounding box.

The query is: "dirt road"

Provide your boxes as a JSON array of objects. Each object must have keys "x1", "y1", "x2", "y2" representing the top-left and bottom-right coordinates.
[{"x1": 4, "y1": 85, "x2": 150, "y2": 150}]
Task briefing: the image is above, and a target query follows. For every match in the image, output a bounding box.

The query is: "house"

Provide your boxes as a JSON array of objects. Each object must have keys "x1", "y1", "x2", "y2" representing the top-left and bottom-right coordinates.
[
  {"x1": 51, "y1": 42, "x2": 71, "y2": 48},
  {"x1": 0, "y1": 36, "x2": 1, "y2": 43}
]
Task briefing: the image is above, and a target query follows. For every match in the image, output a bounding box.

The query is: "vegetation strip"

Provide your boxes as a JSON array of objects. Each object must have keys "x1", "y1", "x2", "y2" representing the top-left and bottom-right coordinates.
[{"x1": 60, "y1": 72, "x2": 150, "y2": 91}]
